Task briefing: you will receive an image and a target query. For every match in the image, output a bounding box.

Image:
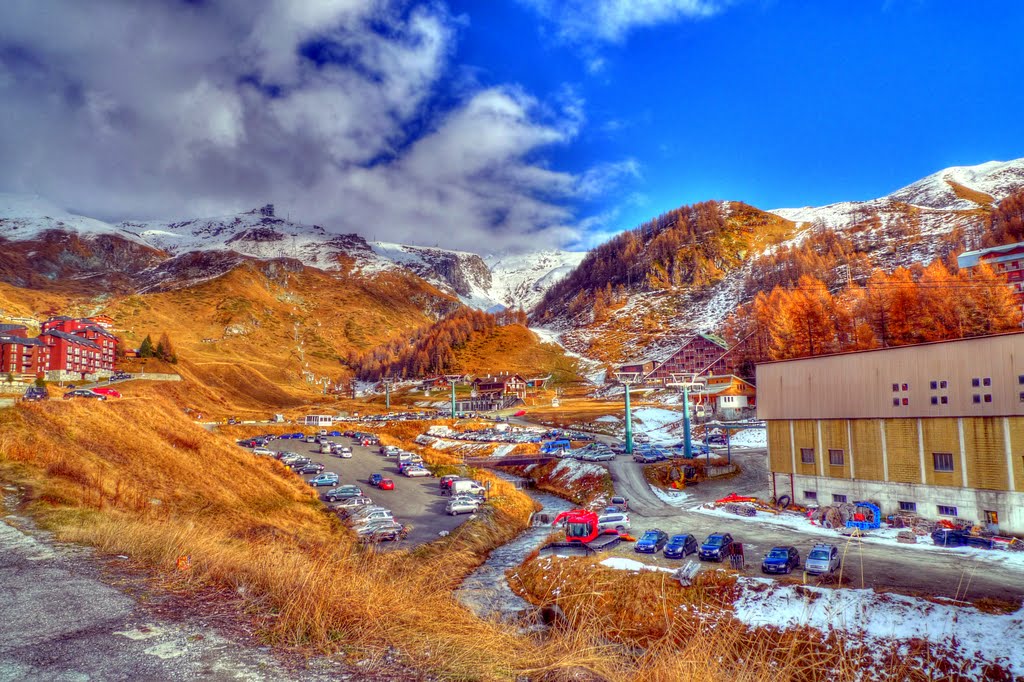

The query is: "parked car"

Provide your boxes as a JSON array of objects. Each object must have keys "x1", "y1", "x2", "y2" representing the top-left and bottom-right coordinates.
[
  {"x1": 634, "y1": 529, "x2": 670, "y2": 554},
  {"x1": 804, "y1": 544, "x2": 841, "y2": 575},
  {"x1": 663, "y1": 534, "x2": 698, "y2": 559},
  {"x1": 337, "y1": 446, "x2": 353, "y2": 458},
  {"x1": 610, "y1": 496, "x2": 629, "y2": 510},
  {"x1": 23, "y1": 386, "x2": 49, "y2": 402},
  {"x1": 761, "y1": 546, "x2": 801, "y2": 574},
  {"x1": 378, "y1": 478, "x2": 395, "y2": 491},
  {"x1": 333, "y1": 496, "x2": 373, "y2": 511},
  {"x1": 296, "y1": 463, "x2": 325, "y2": 475},
  {"x1": 252, "y1": 447, "x2": 275, "y2": 457},
  {"x1": 632, "y1": 452, "x2": 658, "y2": 464},
  {"x1": 357, "y1": 520, "x2": 407, "y2": 542},
  {"x1": 698, "y1": 533, "x2": 735, "y2": 562},
  {"x1": 439, "y1": 474, "x2": 459, "y2": 492},
  {"x1": 348, "y1": 509, "x2": 394, "y2": 528},
  {"x1": 309, "y1": 473, "x2": 340, "y2": 487},
  {"x1": 403, "y1": 466, "x2": 431, "y2": 477},
  {"x1": 305, "y1": 435, "x2": 317, "y2": 443},
  {"x1": 369, "y1": 473, "x2": 384, "y2": 487},
  {"x1": 446, "y1": 498, "x2": 481, "y2": 515},
  {"x1": 91, "y1": 387, "x2": 122, "y2": 398},
  {"x1": 324, "y1": 485, "x2": 363, "y2": 502},
  {"x1": 62, "y1": 389, "x2": 106, "y2": 401},
  {"x1": 596, "y1": 512, "x2": 631, "y2": 534}
]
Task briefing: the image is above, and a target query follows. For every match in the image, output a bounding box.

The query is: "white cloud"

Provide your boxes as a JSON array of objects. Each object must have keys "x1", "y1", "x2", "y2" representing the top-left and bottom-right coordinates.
[
  {"x1": 0, "y1": 0, "x2": 636, "y2": 252},
  {"x1": 520, "y1": 0, "x2": 728, "y2": 43}
]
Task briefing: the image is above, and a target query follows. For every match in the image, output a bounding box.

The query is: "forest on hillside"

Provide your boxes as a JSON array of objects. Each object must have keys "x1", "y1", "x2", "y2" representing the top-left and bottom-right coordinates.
[
  {"x1": 724, "y1": 261, "x2": 1022, "y2": 373},
  {"x1": 346, "y1": 308, "x2": 528, "y2": 380},
  {"x1": 532, "y1": 201, "x2": 787, "y2": 323}
]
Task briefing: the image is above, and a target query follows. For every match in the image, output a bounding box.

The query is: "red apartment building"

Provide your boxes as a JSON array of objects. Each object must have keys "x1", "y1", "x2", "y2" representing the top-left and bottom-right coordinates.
[
  {"x1": 0, "y1": 316, "x2": 120, "y2": 378},
  {"x1": 0, "y1": 325, "x2": 51, "y2": 376}
]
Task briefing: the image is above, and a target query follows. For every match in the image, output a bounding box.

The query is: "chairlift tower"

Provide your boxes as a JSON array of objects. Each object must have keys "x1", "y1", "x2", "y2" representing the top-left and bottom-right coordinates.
[
  {"x1": 668, "y1": 373, "x2": 706, "y2": 459},
  {"x1": 383, "y1": 376, "x2": 393, "y2": 411},
  {"x1": 613, "y1": 371, "x2": 641, "y2": 455}
]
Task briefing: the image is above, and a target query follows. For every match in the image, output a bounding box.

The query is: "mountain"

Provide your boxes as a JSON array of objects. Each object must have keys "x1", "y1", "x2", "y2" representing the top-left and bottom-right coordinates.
[
  {"x1": 484, "y1": 250, "x2": 587, "y2": 312},
  {"x1": 533, "y1": 158, "x2": 1024, "y2": 365}
]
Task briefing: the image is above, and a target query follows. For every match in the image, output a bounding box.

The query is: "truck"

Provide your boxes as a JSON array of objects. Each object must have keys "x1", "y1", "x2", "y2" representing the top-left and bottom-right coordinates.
[
  {"x1": 538, "y1": 509, "x2": 625, "y2": 556},
  {"x1": 449, "y1": 479, "x2": 487, "y2": 497}
]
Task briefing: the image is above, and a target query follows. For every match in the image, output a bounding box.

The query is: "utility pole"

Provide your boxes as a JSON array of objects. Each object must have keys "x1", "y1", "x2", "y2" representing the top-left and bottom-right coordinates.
[
  {"x1": 682, "y1": 382, "x2": 692, "y2": 460},
  {"x1": 384, "y1": 377, "x2": 392, "y2": 411}
]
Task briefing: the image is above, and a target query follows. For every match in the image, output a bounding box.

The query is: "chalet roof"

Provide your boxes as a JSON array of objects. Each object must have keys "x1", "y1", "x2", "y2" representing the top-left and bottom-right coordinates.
[
  {"x1": 78, "y1": 324, "x2": 116, "y2": 338},
  {"x1": 40, "y1": 330, "x2": 101, "y2": 350},
  {"x1": 0, "y1": 334, "x2": 48, "y2": 347},
  {"x1": 45, "y1": 315, "x2": 74, "y2": 322},
  {"x1": 698, "y1": 332, "x2": 729, "y2": 350},
  {"x1": 958, "y1": 240, "x2": 1024, "y2": 268},
  {"x1": 0, "y1": 324, "x2": 27, "y2": 333}
]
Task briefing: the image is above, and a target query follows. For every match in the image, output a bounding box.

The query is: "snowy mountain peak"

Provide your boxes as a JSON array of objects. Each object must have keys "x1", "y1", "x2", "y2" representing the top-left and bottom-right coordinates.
[
  {"x1": 886, "y1": 158, "x2": 1024, "y2": 210},
  {"x1": 0, "y1": 193, "x2": 149, "y2": 244}
]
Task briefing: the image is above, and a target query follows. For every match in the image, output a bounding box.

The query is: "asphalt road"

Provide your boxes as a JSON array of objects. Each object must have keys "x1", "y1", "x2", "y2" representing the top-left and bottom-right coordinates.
[
  {"x1": 605, "y1": 450, "x2": 1024, "y2": 603},
  {"x1": 283, "y1": 436, "x2": 474, "y2": 547}
]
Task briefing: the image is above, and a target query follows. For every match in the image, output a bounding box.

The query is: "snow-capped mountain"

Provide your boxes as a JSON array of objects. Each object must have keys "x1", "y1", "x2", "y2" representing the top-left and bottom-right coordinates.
[
  {"x1": 0, "y1": 198, "x2": 580, "y2": 311},
  {"x1": 484, "y1": 250, "x2": 587, "y2": 312}
]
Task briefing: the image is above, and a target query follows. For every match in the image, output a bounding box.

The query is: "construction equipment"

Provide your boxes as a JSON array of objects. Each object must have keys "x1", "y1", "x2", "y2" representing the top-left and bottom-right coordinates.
[
  {"x1": 538, "y1": 509, "x2": 624, "y2": 556},
  {"x1": 844, "y1": 501, "x2": 882, "y2": 532}
]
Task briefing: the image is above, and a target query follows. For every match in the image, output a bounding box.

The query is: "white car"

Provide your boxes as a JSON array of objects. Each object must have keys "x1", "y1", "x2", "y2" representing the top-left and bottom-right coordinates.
[
  {"x1": 403, "y1": 466, "x2": 431, "y2": 477},
  {"x1": 252, "y1": 447, "x2": 275, "y2": 456},
  {"x1": 334, "y1": 495, "x2": 373, "y2": 510},
  {"x1": 337, "y1": 446, "x2": 353, "y2": 458}
]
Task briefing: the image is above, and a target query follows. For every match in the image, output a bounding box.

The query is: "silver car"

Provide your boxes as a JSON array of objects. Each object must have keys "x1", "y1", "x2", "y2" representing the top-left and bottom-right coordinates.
[
  {"x1": 446, "y1": 498, "x2": 480, "y2": 516},
  {"x1": 805, "y1": 544, "x2": 841, "y2": 575},
  {"x1": 596, "y1": 513, "x2": 631, "y2": 533}
]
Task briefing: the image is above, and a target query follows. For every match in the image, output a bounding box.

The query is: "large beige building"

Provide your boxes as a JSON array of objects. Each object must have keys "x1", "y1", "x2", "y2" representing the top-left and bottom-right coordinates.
[{"x1": 757, "y1": 332, "x2": 1024, "y2": 535}]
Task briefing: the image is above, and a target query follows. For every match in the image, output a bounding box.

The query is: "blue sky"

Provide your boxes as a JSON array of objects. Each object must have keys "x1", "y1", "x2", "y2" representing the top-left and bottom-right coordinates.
[
  {"x1": 1, "y1": 1, "x2": 1023, "y2": 252},
  {"x1": 451, "y1": 0, "x2": 1024, "y2": 242}
]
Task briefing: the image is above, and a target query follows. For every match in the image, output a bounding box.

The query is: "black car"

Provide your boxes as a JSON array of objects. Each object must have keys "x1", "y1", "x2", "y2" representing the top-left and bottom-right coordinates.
[
  {"x1": 663, "y1": 534, "x2": 698, "y2": 559},
  {"x1": 23, "y1": 386, "x2": 49, "y2": 401},
  {"x1": 296, "y1": 463, "x2": 324, "y2": 475},
  {"x1": 634, "y1": 529, "x2": 670, "y2": 554},
  {"x1": 761, "y1": 546, "x2": 801, "y2": 574},
  {"x1": 62, "y1": 389, "x2": 106, "y2": 401},
  {"x1": 698, "y1": 533, "x2": 735, "y2": 562}
]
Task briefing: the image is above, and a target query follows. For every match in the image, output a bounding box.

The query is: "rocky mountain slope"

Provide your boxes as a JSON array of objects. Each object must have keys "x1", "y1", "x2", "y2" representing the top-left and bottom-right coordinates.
[
  {"x1": 0, "y1": 196, "x2": 580, "y2": 311},
  {"x1": 534, "y1": 158, "x2": 1024, "y2": 365}
]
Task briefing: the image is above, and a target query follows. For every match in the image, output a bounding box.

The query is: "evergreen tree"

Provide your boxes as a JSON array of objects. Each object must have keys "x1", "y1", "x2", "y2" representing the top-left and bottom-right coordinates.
[{"x1": 138, "y1": 335, "x2": 155, "y2": 358}]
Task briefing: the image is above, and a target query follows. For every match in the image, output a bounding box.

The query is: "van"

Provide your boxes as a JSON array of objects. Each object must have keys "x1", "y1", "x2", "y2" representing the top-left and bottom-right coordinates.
[
  {"x1": 320, "y1": 442, "x2": 334, "y2": 454},
  {"x1": 449, "y1": 479, "x2": 486, "y2": 497}
]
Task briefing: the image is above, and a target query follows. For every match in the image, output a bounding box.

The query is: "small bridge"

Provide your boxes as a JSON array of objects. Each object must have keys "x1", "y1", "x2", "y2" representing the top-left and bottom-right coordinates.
[{"x1": 463, "y1": 455, "x2": 557, "y2": 468}]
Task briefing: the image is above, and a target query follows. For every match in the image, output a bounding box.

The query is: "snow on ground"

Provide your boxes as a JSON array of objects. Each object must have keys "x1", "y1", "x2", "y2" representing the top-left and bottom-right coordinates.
[
  {"x1": 726, "y1": 428, "x2": 766, "y2": 448},
  {"x1": 595, "y1": 415, "x2": 619, "y2": 423},
  {"x1": 551, "y1": 458, "x2": 606, "y2": 483},
  {"x1": 734, "y1": 578, "x2": 1024, "y2": 677},
  {"x1": 650, "y1": 485, "x2": 690, "y2": 507},
  {"x1": 690, "y1": 503, "x2": 1024, "y2": 571},
  {"x1": 631, "y1": 407, "x2": 685, "y2": 443},
  {"x1": 600, "y1": 557, "x2": 675, "y2": 573}
]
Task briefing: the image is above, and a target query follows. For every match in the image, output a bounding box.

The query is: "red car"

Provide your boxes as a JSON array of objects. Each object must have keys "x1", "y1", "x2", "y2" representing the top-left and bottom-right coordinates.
[
  {"x1": 378, "y1": 478, "x2": 395, "y2": 491},
  {"x1": 513, "y1": 410, "x2": 526, "y2": 417},
  {"x1": 91, "y1": 387, "x2": 122, "y2": 399}
]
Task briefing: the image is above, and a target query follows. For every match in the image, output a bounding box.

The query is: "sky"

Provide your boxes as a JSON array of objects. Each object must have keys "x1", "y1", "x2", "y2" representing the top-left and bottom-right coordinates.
[{"x1": 1, "y1": 0, "x2": 1023, "y2": 253}]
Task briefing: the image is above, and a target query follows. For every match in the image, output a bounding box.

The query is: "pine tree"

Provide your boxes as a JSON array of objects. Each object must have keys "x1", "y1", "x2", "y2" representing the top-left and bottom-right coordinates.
[{"x1": 138, "y1": 335, "x2": 155, "y2": 359}]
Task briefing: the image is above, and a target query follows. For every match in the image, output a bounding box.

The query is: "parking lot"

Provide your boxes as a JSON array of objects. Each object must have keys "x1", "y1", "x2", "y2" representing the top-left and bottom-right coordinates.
[{"x1": 267, "y1": 434, "x2": 477, "y2": 547}]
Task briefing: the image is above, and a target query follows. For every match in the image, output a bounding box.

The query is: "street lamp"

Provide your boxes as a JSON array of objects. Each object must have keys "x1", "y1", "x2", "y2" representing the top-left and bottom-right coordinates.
[
  {"x1": 613, "y1": 372, "x2": 641, "y2": 455},
  {"x1": 383, "y1": 376, "x2": 393, "y2": 411}
]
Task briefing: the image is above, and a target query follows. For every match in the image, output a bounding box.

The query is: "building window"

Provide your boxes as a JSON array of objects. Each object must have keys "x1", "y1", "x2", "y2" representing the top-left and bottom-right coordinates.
[
  {"x1": 898, "y1": 501, "x2": 917, "y2": 512},
  {"x1": 892, "y1": 383, "x2": 899, "y2": 392},
  {"x1": 983, "y1": 377, "x2": 991, "y2": 387},
  {"x1": 930, "y1": 380, "x2": 937, "y2": 390},
  {"x1": 937, "y1": 505, "x2": 958, "y2": 517},
  {"x1": 933, "y1": 452, "x2": 955, "y2": 472},
  {"x1": 972, "y1": 378, "x2": 980, "y2": 387},
  {"x1": 892, "y1": 398, "x2": 900, "y2": 407},
  {"x1": 828, "y1": 449, "x2": 844, "y2": 466},
  {"x1": 984, "y1": 394, "x2": 992, "y2": 403},
  {"x1": 940, "y1": 380, "x2": 947, "y2": 389},
  {"x1": 832, "y1": 494, "x2": 847, "y2": 504},
  {"x1": 941, "y1": 396, "x2": 948, "y2": 404},
  {"x1": 973, "y1": 395, "x2": 981, "y2": 404},
  {"x1": 803, "y1": 490, "x2": 817, "y2": 501},
  {"x1": 902, "y1": 398, "x2": 909, "y2": 406},
  {"x1": 800, "y1": 448, "x2": 814, "y2": 464},
  {"x1": 901, "y1": 383, "x2": 908, "y2": 391},
  {"x1": 930, "y1": 396, "x2": 938, "y2": 405},
  {"x1": 1018, "y1": 375, "x2": 1024, "y2": 385}
]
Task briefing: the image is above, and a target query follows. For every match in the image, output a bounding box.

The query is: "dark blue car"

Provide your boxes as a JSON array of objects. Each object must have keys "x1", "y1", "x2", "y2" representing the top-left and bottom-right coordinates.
[
  {"x1": 634, "y1": 529, "x2": 669, "y2": 554},
  {"x1": 663, "y1": 534, "x2": 698, "y2": 559},
  {"x1": 369, "y1": 473, "x2": 384, "y2": 487},
  {"x1": 761, "y1": 546, "x2": 800, "y2": 574},
  {"x1": 698, "y1": 533, "x2": 734, "y2": 561}
]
